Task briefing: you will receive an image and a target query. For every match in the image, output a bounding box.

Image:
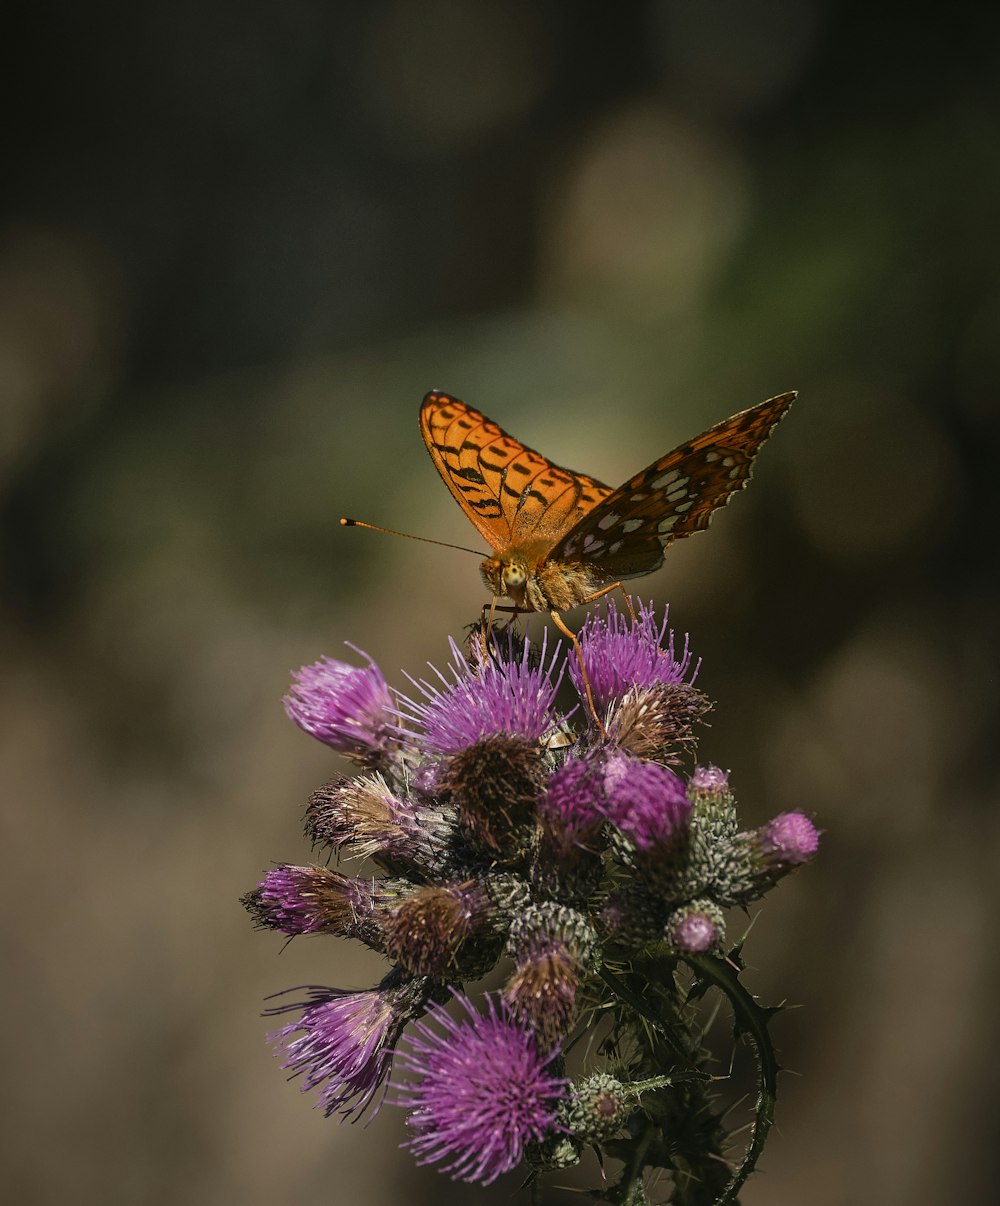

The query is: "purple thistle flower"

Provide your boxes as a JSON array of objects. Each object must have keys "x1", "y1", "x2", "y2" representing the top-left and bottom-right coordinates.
[
  {"x1": 267, "y1": 974, "x2": 428, "y2": 1121},
  {"x1": 243, "y1": 865, "x2": 377, "y2": 938},
  {"x1": 284, "y1": 647, "x2": 393, "y2": 763},
  {"x1": 602, "y1": 753, "x2": 692, "y2": 852},
  {"x1": 393, "y1": 630, "x2": 565, "y2": 754},
  {"x1": 394, "y1": 992, "x2": 569, "y2": 1185},
  {"x1": 539, "y1": 759, "x2": 606, "y2": 853},
  {"x1": 689, "y1": 765, "x2": 730, "y2": 796},
  {"x1": 568, "y1": 599, "x2": 699, "y2": 715},
  {"x1": 759, "y1": 811, "x2": 820, "y2": 868}
]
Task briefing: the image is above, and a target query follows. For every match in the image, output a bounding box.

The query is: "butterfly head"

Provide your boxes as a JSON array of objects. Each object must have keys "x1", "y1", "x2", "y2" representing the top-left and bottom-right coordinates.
[{"x1": 481, "y1": 554, "x2": 530, "y2": 607}]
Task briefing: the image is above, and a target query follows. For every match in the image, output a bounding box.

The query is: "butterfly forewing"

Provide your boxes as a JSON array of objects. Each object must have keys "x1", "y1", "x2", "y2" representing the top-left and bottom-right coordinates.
[
  {"x1": 420, "y1": 392, "x2": 612, "y2": 553},
  {"x1": 550, "y1": 392, "x2": 796, "y2": 578}
]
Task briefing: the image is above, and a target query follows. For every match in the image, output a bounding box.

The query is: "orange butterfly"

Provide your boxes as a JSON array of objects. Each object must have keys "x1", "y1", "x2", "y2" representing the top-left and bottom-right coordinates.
[{"x1": 417, "y1": 389, "x2": 796, "y2": 621}]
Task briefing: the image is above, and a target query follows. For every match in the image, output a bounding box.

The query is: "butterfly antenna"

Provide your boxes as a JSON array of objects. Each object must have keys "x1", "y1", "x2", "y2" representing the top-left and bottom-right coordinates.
[{"x1": 340, "y1": 517, "x2": 484, "y2": 557}]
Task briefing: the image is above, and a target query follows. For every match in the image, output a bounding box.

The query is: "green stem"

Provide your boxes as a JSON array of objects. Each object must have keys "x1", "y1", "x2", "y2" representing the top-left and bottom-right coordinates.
[
  {"x1": 621, "y1": 1117, "x2": 656, "y2": 1204},
  {"x1": 680, "y1": 953, "x2": 780, "y2": 1205}
]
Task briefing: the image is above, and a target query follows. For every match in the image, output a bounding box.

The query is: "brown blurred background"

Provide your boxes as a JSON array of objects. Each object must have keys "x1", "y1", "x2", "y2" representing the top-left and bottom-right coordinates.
[{"x1": 2, "y1": 2, "x2": 998, "y2": 1203}]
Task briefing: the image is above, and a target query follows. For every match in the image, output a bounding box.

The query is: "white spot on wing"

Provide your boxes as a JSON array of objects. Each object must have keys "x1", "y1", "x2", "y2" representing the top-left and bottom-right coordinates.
[
  {"x1": 657, "y1": 515, "x2": 678, "y2": 534},
  {"x1": 607, "y1": 540, "x2": 624, "y2": 554},
  {"x1": 597, "y1": 511, "x2": 621, "y2": 531},
  {"x1": 622, "y1": 519, "x2": 644, "y2": 533},
  {"x1": 651, "y1": 469, "x2": 683, "y2": 489},
  {"x1": 705, "y1": 451, "x2": 720, "y2": 462}
]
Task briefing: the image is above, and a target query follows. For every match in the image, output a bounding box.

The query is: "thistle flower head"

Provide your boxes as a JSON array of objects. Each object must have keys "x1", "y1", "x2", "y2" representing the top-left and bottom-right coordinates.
[
  {"x1": 395, "y1": 992, "x2": 569, "y2": 1185},
  {"x1": 284, "y1": 647, "x2": 394, "y2": 763},
  {"x1": 394, "y1": 629, "x2": 564, "y2": 754},
  {"x1": 539, "y1": 758, "x2": 606, "y2": 854},
  {"x1": 242, "y1": 865, "x2": 377, "y2": 939},
  {"x1": 267, "y1": 973, "x2": 430, "y2": 1120},
  {"x1": 759, "y1": 811, "x2": 820, "y2": 869},
  {"x1": 568, "y1": 599, "x2": 698, "y2": 717},
  {"x1": 602, "y1": 752, "x2": 692, "y2": 852}
]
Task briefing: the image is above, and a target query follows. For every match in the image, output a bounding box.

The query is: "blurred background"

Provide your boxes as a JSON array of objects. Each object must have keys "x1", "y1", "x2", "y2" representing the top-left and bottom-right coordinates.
[{"x1": 2, "y1": 1, "x2": 998, "y2": 1203}]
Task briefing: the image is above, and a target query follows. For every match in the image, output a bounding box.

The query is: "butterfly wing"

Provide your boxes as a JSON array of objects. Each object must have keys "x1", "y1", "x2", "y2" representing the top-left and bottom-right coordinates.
[
  {"x1": 419, "y1": 391, "x2": 613, "y2": 552},
  {"x1": 551, "y1": 392, "x2": 796, "y2": 579}
]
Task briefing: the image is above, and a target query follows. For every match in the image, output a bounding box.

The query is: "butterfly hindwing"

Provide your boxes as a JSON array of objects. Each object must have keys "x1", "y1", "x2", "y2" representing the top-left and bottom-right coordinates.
[
  {"x1": 420, "y1": 392, "x2": 612, "y2": 553},
  {"x1": 550, "y1": 392, "x2": 796, "y2": 579}
]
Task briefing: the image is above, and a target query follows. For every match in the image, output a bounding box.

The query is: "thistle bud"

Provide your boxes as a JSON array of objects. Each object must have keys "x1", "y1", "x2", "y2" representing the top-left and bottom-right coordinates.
[
  {"x1": 759, "y1": 811, "x2": 820, "y2": 869},
  {"x1": 563, "y1": 1073, "x2": 629, "y2": 1144},
  {"x1": 688, "y1": 764, "x2": 738, "y2": 839},
  {"x1": 665, "y1": 900, "x2": 725, "y2": 954},
  {"x1": 504, "y1": 904, "x2": 599, "y2": 1045}
]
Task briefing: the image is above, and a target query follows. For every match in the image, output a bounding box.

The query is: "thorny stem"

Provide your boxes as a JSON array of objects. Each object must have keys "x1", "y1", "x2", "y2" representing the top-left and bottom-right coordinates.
[
  {"x1": 598, "y1": 954, "x2": 780, "y2": 1205},
  {"x1": 680, "y1": 954, "x2": 780, "y2": 1205}
]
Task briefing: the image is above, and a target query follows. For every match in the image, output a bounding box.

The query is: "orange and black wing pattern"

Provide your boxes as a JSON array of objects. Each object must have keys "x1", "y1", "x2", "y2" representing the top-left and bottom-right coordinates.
[
  {"x1": 551, "y1": 392, "x2": 796, "y2": 580},
  {"x1": 419, "y1": 391, "x2": 612, "y2": 553}
]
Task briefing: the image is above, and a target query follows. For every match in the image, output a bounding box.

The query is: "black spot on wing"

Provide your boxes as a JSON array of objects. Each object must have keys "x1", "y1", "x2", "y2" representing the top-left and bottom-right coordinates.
[{"x1": 454, "y1": 466, "x2": 486, "y2": 484}]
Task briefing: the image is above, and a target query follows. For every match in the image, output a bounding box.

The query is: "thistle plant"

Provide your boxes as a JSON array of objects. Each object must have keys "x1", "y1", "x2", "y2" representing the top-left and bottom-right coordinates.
[{"x1": 243, "y1": 599, "x2": 819, "y2": 1203}]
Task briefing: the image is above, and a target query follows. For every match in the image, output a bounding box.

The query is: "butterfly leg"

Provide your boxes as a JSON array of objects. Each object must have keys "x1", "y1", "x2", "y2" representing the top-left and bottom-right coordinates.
[
  {"x1": 475, "y1": 599, "x2": 523, "y2": 667},
  {"x1": 578, "y1": 581, "x2": 637, "y2": 622},
  {"x1": 549, "y1": 609, "x2": 608, "y2": 738}
]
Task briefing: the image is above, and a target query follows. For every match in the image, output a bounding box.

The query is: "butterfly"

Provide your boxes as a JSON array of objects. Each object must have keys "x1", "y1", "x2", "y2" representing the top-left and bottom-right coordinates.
[{"x1": 418, "y1": 389, "x2": 796, "y2": 620}]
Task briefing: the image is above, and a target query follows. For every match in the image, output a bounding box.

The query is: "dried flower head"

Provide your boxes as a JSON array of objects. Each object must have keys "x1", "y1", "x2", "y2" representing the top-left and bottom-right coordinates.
[
  {"x1": 382, "y1": 881, "x2": 497, "y2": 979},
  {"x1": 504, "y1": 904, "x2": 599, "y2": 1045}
]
